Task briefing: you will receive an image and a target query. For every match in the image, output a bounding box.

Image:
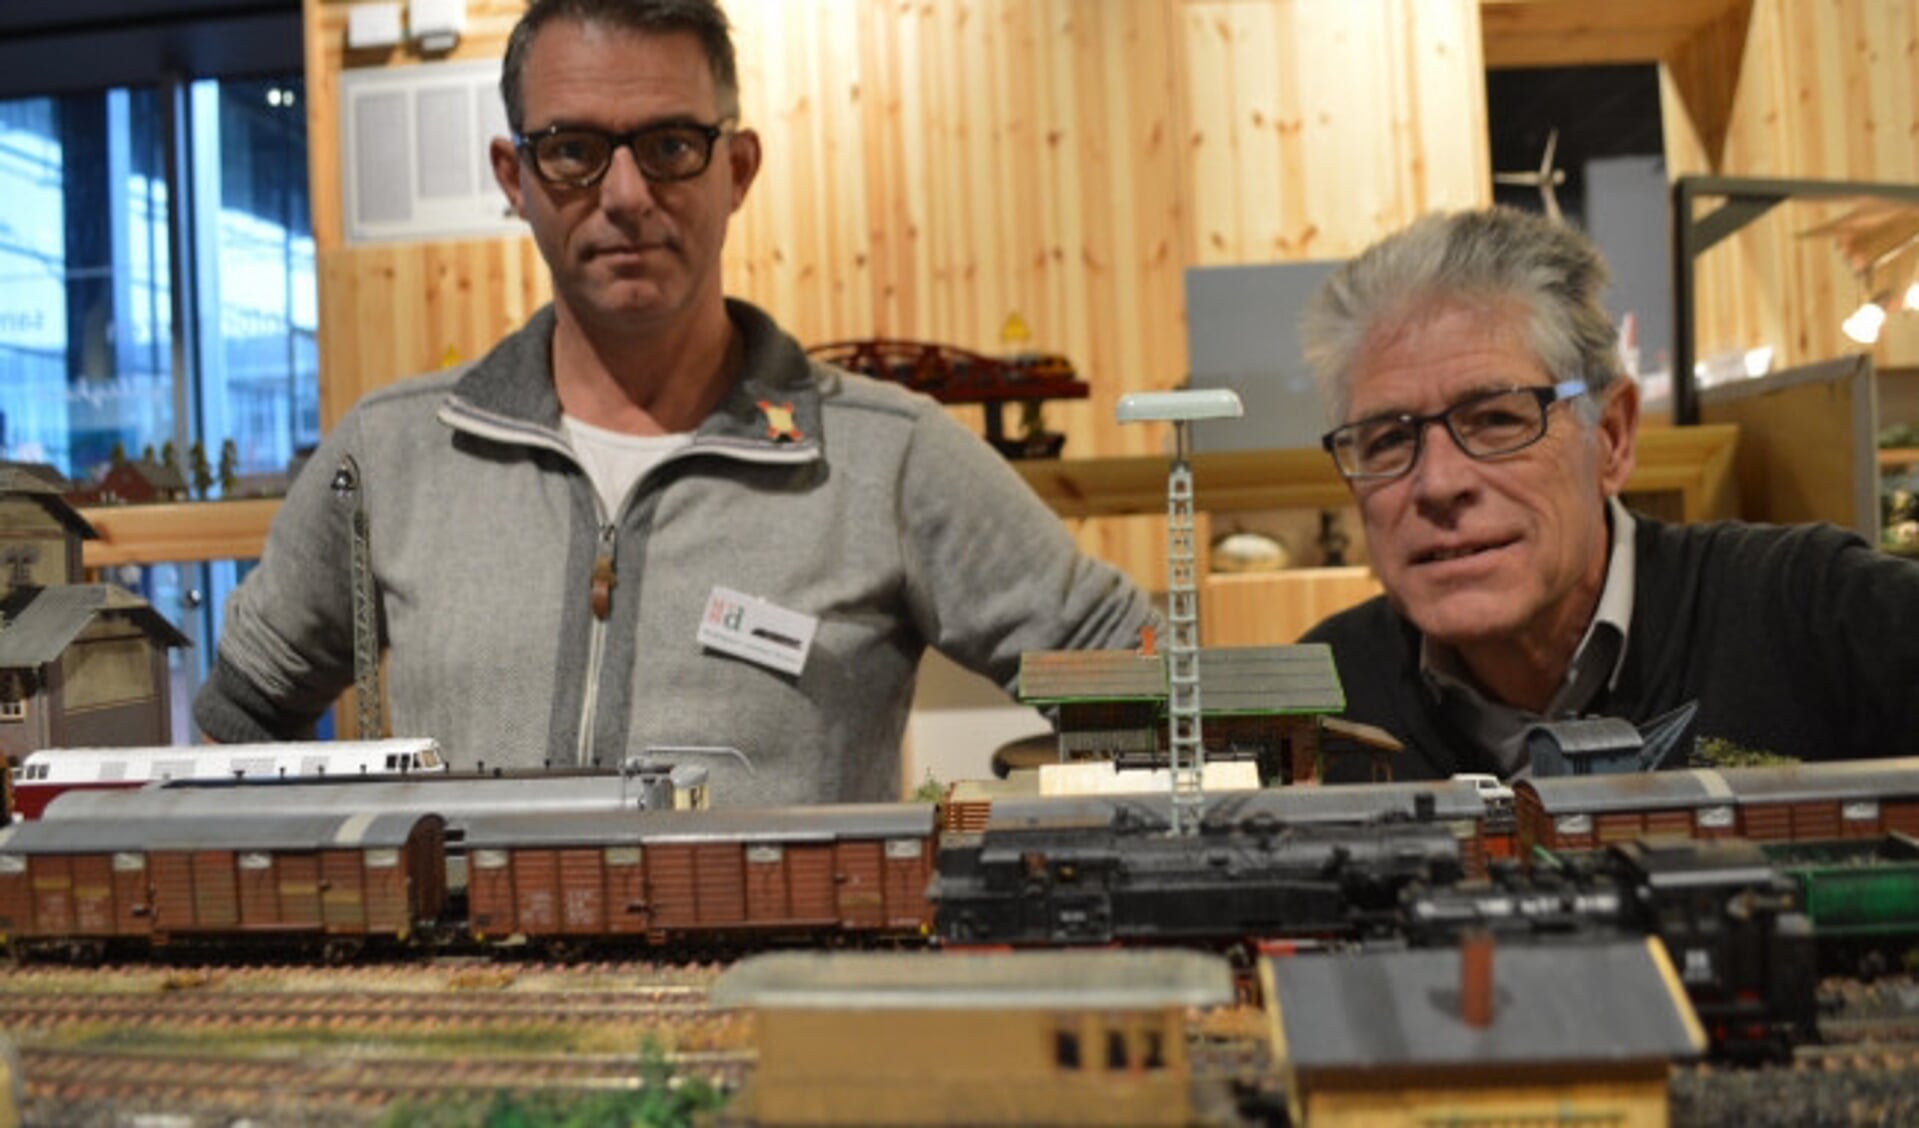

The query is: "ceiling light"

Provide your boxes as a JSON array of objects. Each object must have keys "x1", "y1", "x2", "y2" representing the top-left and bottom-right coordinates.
[{"x1": 1842, "y1": 299, "x2": 1887, "y2": 345}]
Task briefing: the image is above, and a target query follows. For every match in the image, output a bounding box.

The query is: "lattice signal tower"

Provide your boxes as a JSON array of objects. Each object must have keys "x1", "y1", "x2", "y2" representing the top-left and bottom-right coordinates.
[{"x1": 1116, "y1": 389, "x2": 1244, "y2": 835}]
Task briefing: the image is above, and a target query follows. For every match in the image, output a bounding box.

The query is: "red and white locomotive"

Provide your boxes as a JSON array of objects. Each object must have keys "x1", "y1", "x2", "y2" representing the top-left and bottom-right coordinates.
[{"x1": 8, "y1": 738, "x2": 447, "y2": 819}]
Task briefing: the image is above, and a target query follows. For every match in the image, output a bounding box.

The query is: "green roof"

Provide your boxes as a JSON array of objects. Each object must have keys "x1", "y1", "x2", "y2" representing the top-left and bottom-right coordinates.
[{"x1": 1019, "y1": 643, "x2": 1344, "y2": 716}]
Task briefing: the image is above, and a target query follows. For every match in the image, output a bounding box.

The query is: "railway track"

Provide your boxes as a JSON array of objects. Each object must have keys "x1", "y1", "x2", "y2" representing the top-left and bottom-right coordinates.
[
  {"x1": 21, "y1": 1045, "x2": 754, "y2": 1126},
  {"x1": 0, "y1": 986, "x2": 711, "y2": 1029},
  {"x1": 1792, "y1": 1040, "x2": 1919, "y2": 1069},
  {"x1": 2, "y1": 960, "x2": 746, "y2": 1123}
]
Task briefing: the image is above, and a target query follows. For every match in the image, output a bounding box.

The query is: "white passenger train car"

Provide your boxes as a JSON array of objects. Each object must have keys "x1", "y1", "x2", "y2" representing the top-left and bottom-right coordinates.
[{"x1": 9, "y1": 738, "x2": 446, "y2": 818}]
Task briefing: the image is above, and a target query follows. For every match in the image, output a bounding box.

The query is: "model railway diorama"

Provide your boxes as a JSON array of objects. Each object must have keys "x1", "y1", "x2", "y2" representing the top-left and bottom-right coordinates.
[
  {"x1": 5, "y1": 430, "x2": 1919, "y2": 1126},
  {"x1": 4, "y1": 747, "x2": 1919, "y2": 1122}
]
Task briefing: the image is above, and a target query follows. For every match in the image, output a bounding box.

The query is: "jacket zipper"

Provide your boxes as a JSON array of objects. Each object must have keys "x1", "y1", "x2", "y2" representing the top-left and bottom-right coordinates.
[{"x1": 575, "y1": 521, "x2": 617, "y2": 767}]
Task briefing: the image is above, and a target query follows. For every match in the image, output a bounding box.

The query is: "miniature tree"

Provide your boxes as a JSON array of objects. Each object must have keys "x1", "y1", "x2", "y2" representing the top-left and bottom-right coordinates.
[
  {"x1": 159, "y1": 440, "x2": 177, "y2": 471},
  {"x1": 910, "y1": 769, "x2": 945, "y2": 803},
  {"x1": 1689, "y1": 737, "x2": 1797, "y2": 770},
  {"x1": 140, "y1": 443, "x2": 156, "y2": 465},
  {"x1": 188, "y1": 440, "x2": 213, "y2": 499},
  {"x1": 109, "y1": 441, "x2": 127, "y2": 468},
  {"x1": 217, "y1": 439, "x2": 239, "y2": 498}
]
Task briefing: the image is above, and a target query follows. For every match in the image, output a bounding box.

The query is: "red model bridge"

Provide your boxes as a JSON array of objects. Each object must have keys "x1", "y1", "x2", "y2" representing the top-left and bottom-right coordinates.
[
  {"x1": 807, "y1": 338, "x2": 1090, "y2": 458},
  {"x1": 807, "y1": 339, "x2": 1090, "y2": 405}
]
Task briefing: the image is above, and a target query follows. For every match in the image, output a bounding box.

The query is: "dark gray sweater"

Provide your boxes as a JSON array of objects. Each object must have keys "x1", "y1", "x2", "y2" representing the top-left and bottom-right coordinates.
[{"x1": 1302, "y1": 513, "x2": 1919, "y2": 781}]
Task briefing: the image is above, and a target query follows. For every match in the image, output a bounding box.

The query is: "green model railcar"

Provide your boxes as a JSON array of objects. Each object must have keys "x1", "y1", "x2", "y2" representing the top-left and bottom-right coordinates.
[{"x1": 1766, "y1": 833, "x2": 1919, "y2": 973}]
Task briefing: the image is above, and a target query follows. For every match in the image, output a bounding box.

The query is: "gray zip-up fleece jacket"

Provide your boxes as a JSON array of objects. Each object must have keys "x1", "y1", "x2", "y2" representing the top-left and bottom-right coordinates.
[{"x1": 194, "y1": 300, "x2": 1153, "y2": 805}]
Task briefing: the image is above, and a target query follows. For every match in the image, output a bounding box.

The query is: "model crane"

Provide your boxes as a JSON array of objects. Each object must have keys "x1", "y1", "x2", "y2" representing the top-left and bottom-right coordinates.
[
  {"x1": 1116, "y1": 388, "x2": 1244, "y2": 835},
  {"x1": 330, "y1": 454, "x2": 384, "y2": 739}
]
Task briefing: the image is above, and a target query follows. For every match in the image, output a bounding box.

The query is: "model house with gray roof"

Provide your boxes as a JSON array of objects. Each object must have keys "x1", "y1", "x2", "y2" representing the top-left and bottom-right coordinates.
[
  {"x1": 0, "y1": 466, "x2": 189, "y2": 763},
  {"x1": 1262, "y1": 936, "x2": 1706, "y2": 1127}
]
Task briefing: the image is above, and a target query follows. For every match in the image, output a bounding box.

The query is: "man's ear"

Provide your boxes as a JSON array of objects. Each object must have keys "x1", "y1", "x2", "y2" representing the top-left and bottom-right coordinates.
[
  {"x1": 727, "y1": 128, "x2": 762, "y2": 213},
  {"x1": 1596, "y1": 377, "x2": 1639, "y2": 496},
  {"x1": 490, "y1": 136, "x2": 527, "y2": 218}
]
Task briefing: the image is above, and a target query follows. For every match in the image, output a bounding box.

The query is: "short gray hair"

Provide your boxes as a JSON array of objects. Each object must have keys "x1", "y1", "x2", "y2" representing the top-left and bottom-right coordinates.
[
  {"x1": 1302, "y1": 207, "x2": 1624, "y2": 425},
  {"x1": 501, "y1": 0, "x2": 740, "y2": 135}
]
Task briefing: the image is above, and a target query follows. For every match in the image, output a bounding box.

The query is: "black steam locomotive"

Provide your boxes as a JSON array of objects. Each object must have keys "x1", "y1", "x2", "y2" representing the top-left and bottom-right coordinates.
[
  {"x1": 1398, "y1": 838, "x2": 1822, "y2": 1056},
  {"x1": 932, "y1": 793, "x2": 1465, "y2": 948}
]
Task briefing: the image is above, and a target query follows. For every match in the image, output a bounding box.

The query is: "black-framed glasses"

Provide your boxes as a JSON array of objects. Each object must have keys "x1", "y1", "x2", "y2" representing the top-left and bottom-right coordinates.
[
  {"x1": 1321, "y1": 379, "x2": 1589, "y2": 481},
  {"x1": 513, "y1": 118, "x2": 735, "y2": 188}
]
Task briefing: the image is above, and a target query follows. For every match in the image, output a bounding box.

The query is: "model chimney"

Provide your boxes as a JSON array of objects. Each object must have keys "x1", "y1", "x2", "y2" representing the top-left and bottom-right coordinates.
[
  {"x1": 1137, "y1": 623, "x2": 1156, "y2": 657},
  {"x1": 1460, "y1": 929, "x2": 1495, "y2": 1028}
]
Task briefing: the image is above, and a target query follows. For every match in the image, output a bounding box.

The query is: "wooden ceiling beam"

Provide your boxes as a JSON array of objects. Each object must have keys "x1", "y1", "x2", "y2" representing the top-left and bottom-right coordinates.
[{"x1": 1480, "y1": 0, "x2": 1747, "y2": 68}]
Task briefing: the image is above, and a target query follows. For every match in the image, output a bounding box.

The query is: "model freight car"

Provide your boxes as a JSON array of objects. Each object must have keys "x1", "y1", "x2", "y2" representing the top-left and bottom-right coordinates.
[
  {"x1": 1766, "y1": 832, "x2": 1919, "y2": 975},
  {"x1": 1515, "y1": 758, "x2": 1919, "y2": 854},
  {"x1": 0, "y1": 812, "x2": 446, "y2": 962},
  {"x1": 459, "y1": 804, "x2": 939, "y2": 954}
]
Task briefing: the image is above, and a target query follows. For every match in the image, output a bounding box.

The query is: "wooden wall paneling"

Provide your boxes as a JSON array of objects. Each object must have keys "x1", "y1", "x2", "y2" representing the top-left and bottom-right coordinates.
[
  {"x1": 1063, "y1": 0, "x2": 1191, "y2": 588},
  {"x1": 726, "y1": 0, "x2": 873, "y2": 344},
  {"x1": 1655, "y1": 1, "x2": 1753, "y2": 167},
  {"x1": 1200, "y1": 568, "x2": 1383, "y2": 647},
  {"x1": 1700, "y1": 358, "x2": 1878, "y2": 535},
  {"x1": 1688, "y1": 0, "x2": 1919, "y2": 378},
  {"x1": 1402, "y1": 0, "x2": 1496, "y2": 213},
  {"x1": 1181, "y1": 0, "x2": 1286, "y2": 264},
  {"x1": 1481, "y1": 0, "x2": 1749, "y2": 68},
  {"x1": 853, "y1": 0, "x2": 922, "y2": 342},
  {"x1": 1180, "y1": 0, "x2": 1488, "y2": 265},
  {"x1": 1658, "y1": 67, "x2": 1714, "y2": 180},
  {"x1": 317, "y1": 238, "x2": 549, "y2": 426},
  {"x1": 304, "y1": 0, "x2": 340, "y2": 251}
]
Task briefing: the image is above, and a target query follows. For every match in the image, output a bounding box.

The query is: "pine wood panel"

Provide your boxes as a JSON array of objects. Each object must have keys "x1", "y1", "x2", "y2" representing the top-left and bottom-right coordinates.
[
  {"x1": 1481, "y1": 0, "x2": 1748, "y2": 67},
  {"x1": 78, "y1": 500, "x2": 284, "y2": 568},
  {"x1": 315, "y1": 238, "x2": 550, "y2": 428},
  {"x1": 1681, "y1": 0, "x2": 1919, "y2": 378},
  {"x1": 1200, "y1": 567, "x2": 1383, "y2": 647},
  {"x1": 1183, "y1": 0, "x2": 1488, "y2": 265}
]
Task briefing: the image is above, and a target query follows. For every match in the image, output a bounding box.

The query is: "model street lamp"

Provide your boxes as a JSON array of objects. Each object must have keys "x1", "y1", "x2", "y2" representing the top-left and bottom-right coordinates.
[{"x1": 1115, "y1": 388, "x2": 1244, "y2": 835}]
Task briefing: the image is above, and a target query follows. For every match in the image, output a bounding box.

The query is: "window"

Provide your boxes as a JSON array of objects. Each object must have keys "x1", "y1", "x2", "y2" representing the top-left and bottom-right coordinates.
[
  {"x1": 1139, "y1": 1028, "x2": 1166, "y2": 1071},
  {"x1": 0, "y1": 78, "x2": 315, "y2": 741},
  {"x1": 0, "y1": 699, "x2": 23, "y2": 723},
  {"x1": 1053, "y1": 1024, "x2": 1081, "y2": 1070}
]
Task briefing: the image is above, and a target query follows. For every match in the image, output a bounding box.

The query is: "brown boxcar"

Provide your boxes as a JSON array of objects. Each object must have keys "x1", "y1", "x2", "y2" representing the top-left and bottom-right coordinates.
[
  {"x1": 461, "y1": 804, "x2": 938, "y2": 949},
  {"x1": 0, "y1": 812, "x2": 445, "y2": 959},
  {"x1": 1517, "y1": 760, "x2": 1919, "y2": 856},
  {"x1": 1515, "y1": 771, "x2": 1738, "y2": 855},
  {"x1": 1718, "y1": 758, "x2": 1919, "y2": 842}
]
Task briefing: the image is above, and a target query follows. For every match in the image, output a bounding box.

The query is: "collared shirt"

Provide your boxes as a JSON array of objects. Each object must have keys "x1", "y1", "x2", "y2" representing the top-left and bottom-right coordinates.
[{"x1": 1419, "y1": 495, "x2": 1637, "y2": 777}]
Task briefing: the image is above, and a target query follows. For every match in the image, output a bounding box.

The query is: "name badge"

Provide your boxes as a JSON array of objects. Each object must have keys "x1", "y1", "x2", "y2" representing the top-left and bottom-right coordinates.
[{"x1": 697, "y1": 586, "x2": 818, "y2": 677}]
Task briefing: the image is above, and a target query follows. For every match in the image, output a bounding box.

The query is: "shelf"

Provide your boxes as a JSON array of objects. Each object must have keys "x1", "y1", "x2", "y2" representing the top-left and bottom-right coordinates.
[
  {"x1": 1017, "y1": 424, "x2": 1742, "y2": 524},
  {"x1": 1879, "y1": 447, "x2": 1919, "y2": 472},
  {"x1": 78, "y1": 498, "x2": 279, "y2": 568},
  {"x1": 69, "y1": 427, "x2": 1741, "y2": 569}
]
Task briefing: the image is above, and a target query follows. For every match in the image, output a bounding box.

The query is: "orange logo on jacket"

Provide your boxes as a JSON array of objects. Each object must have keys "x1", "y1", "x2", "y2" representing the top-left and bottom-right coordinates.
[{"x1": 758, "y1": 400, "x2": 803, "y2": 442}]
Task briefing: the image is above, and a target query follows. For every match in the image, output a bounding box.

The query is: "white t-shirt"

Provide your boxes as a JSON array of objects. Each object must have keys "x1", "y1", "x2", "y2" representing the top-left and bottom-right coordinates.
[{"x1": 562, "y1": 414, "x2": 693, "y2": 520}]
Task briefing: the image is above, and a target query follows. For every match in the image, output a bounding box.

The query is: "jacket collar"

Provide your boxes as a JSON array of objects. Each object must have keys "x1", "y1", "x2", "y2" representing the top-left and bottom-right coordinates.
[{"x1": 441, "y1": 298, "x2": 826, "y2": 459}]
